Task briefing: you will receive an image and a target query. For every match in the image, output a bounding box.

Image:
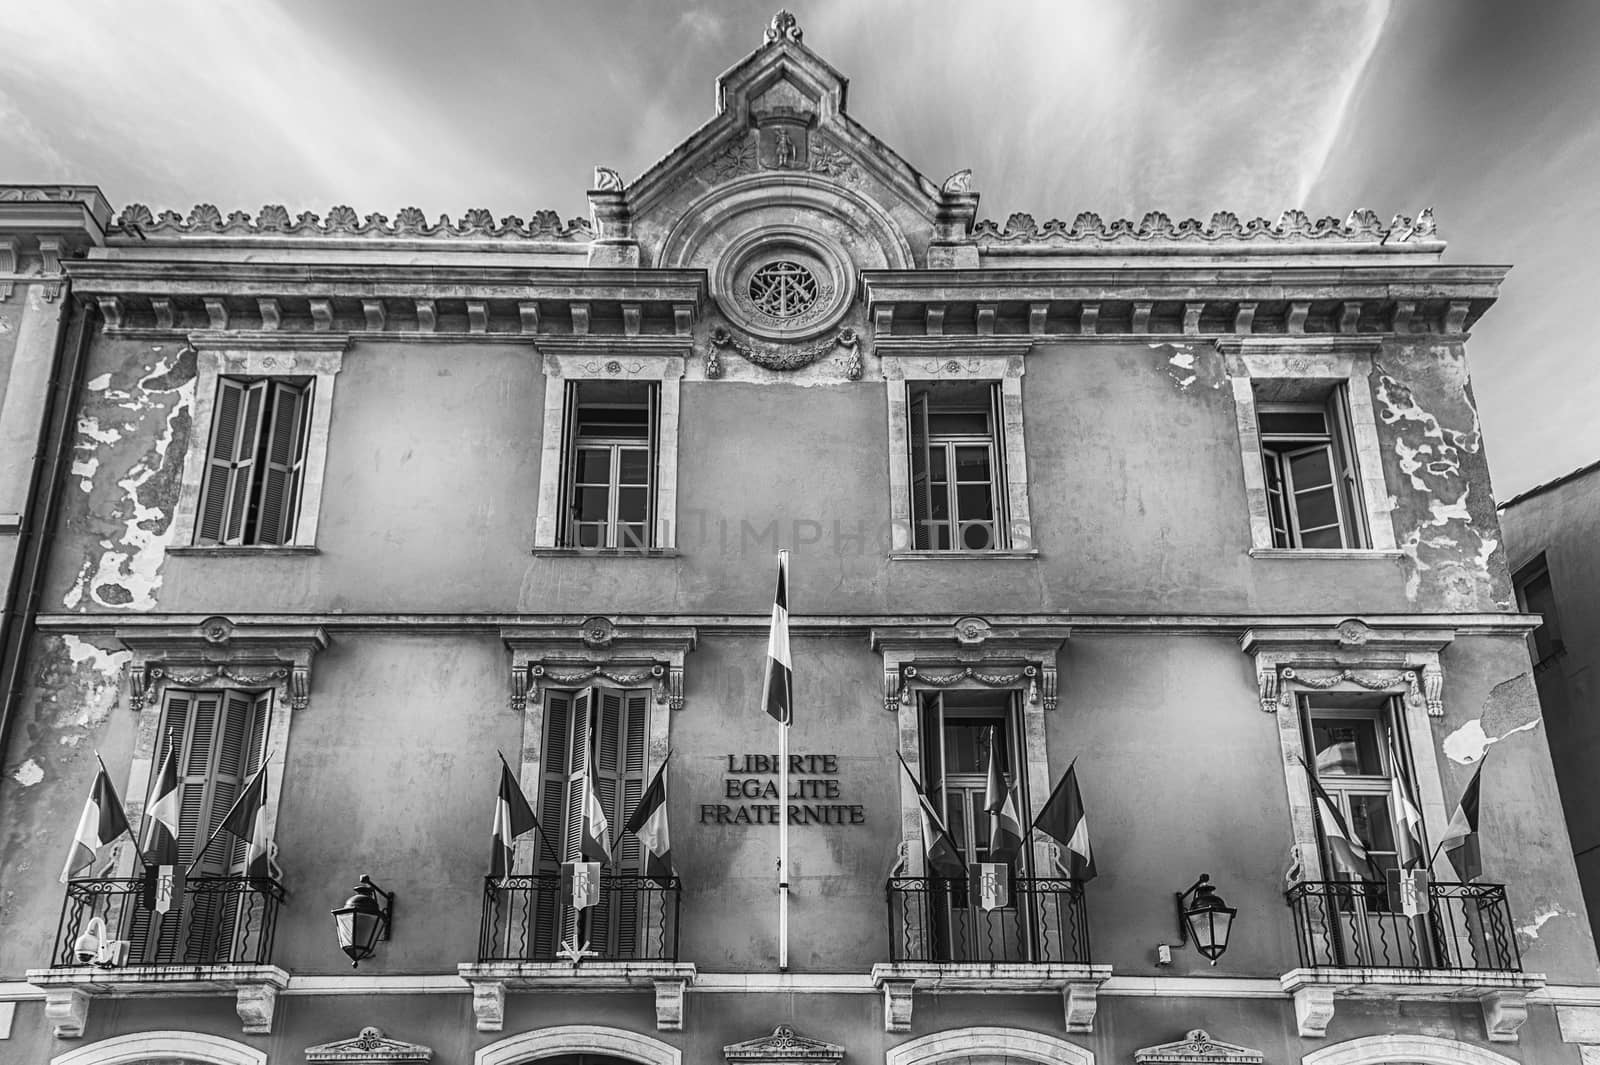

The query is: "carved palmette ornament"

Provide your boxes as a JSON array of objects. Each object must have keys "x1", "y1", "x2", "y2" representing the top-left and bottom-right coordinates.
[{"x1": 1133, "y1": 1028, "x2": 1263, "y2": 1064}]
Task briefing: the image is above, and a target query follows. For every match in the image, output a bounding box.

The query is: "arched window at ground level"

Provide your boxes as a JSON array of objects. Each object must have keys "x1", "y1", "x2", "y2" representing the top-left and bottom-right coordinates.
[
  {"x1": 50, "y1": 1030, "x2": 265, "y2": 1065},
  {"x1": 476, "y1": 1026, "x2": 680, "y2": 1065},
  {"x1": 1300, "y1": 1033, "x2": 1520, "y2": 1065},
  {"x1": 886, "y1": 1027, "x2": 1094, "y2": 1065}
]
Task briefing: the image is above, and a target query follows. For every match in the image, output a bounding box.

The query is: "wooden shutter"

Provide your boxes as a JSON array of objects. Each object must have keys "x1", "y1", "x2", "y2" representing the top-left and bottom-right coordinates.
[
  {"x1": 987, "y1": 383, "x2": 1010, "y2": 548},
  {"x1": 555, "y1": 382, "x2": 580, "y2": 547},
  {"x1": 909, "y1": 389, "x2": 933, "y2": 549},
  {"x1": 1327, "y1": 385, "x2": 1367, "y2": 547},
  {"x1": 645, "y1": 382, "x2": 659, "y2": 548},
  {"x1": 564, "y1": 688, "x2": 594, "y2": 862},
  {"x1": 197, "y1": 379, "x2": 266, "y2": 544},
  {"x1": 255, "y1": 380, "x2": 311, "y2": 546},
  {"x1": 533, "y1": 690, "x2": 575, "y2": 956}
]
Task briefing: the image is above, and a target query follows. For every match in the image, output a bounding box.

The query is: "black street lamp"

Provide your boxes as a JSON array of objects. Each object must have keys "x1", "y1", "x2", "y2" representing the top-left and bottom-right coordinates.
[
  {"x1": 1176, "y1": 873, "x2": 1237, "y2": 964},
  {"x1": 331, "y1": 874, "x2": 395, "y2": 968}
]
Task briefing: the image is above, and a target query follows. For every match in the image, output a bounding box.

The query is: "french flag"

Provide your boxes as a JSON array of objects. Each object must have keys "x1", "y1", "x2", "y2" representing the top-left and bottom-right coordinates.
[{"x1": 762, "y1": 551, "x2": 793, "y2": 726}]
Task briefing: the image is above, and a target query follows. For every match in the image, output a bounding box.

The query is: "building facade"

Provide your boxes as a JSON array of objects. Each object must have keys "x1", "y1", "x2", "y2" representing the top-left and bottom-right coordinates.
[
  {"x1": 2, "y1": 11, "x2": 1597, "y2": 1065},
  {"x1": 1499, "y1": 462, "x2": 1600, "y2": 944}
]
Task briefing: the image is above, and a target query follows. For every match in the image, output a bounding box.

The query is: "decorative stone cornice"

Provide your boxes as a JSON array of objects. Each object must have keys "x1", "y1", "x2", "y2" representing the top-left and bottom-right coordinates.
[
  {"x1": 115, "y1": 617, "x2": 330, "y2": 713},
  {"x1": 305, "y1": 1027, "x2": 432, "y2": 1063},
  {"x1": 112, "y1": 203, "x2": 592, "y2": 242},
  {"x1": 871, "y1": 617, "x2": 1065, "y2": 712},
  {"x1": 973, "y1": 207, "x2": 1439, "y2": 250},
  {"x1": 724, "y1": 1025, "x2": 843, "y2": 1065},
  {"x1": 0, "y1": 185, "x2": 112, "y2": 299},
  {"x1": 1134, "y1": 1029, "x2": 1263, "y2": 1064},
  {"x1": 503, "y1": 619, "x2": 696, "y2": 713},
  {"x1": 1241, "y1": 619, "x2": 1453, "y2": 717}
]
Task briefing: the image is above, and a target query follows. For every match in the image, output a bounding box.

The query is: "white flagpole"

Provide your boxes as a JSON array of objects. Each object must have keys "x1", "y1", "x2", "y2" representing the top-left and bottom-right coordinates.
[{"x1": 779, "y1": 705, "x2": 789, "y2": 971}]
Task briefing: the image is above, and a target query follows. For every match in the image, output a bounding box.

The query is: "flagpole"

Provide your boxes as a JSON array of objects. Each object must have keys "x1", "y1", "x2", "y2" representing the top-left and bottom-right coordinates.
[{"x1": 778, "y1": 704, "x2": 789, "y2": 971}]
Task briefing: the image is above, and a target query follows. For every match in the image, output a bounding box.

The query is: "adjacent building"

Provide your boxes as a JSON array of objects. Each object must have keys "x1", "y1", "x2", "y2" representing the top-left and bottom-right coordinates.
[{"x1": 1, "y1": 11, "x2": 1596, "y2": 1065}]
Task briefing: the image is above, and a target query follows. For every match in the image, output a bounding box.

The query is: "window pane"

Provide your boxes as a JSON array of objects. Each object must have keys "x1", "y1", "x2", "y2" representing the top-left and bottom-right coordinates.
[
  {"x1": 617, "y1": 448, "x2": 650, "y2": 486},
  {"x1": 1293, "y1": 486, "x2": 1340, "y2": 534},
  {"x1": 575, "y1": 448, "x2": 611, "y2": 484},
  {"x1": 954, "y1": 446, "x2": 991, "y2": 482},
  {"x1": 1259, "y1": 410, "x2": 1329, "y2": 436},
  {"x1": 616, "y1": 487, "x2": 648, "y2": 523},
  {"x1": 956, "y1": 483, "x2": 993, "y2": 522},
  {"x1": 1300, "y1": 525, "x2": 1345, "y2": 549},
  {"x1": 576, "y1": 487, "x2": 611, "y2": 521},
  {"x1": 618, "y1": 524, "x2": 648, "y2": 550},
  {"x1": 960, "y1": 521, "x2": 996, "y2": 550},
  {"x1": 1347, "y1": 794, "x2": 1395, "y2": 853},
  {"x1": 1310, "y1": 718, "x2": 1384, "y2": 776},
  {"x1": 1288, "y1": 447, "x2": 1334, "y2": 490},
  {"x1": 575, "y1": 524, "x2": 603, "y2": 548},
  {"x1": 928, "y1": 447, "x2": 947, "y2": 482},
  {"x1": 928, "y1": 411, "x2": 989, "y2": 436}
]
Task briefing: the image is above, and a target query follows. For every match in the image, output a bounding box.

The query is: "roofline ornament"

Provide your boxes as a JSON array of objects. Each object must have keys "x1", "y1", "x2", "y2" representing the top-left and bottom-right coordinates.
[
  {"x1": 973, "y1": 207, "x2": 1438, "y2": 247},
  {"x1": 112, "y1": 204, "x2": 593, "y2": 242},
  {"x1": 764, "y1": 10, "x2": 802, "y2": 44}
]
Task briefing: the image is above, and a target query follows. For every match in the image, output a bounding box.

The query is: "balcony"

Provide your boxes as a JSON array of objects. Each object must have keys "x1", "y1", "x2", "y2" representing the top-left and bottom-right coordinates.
[
  {"x1": 457, "y1": 874, "x2": 696, "y2": 1034},
  {"x1": 26, "y1": 875, "x2": 290, "y2": 1038},
  {"x1": 1281, "y1": 879, "x2": 1546, "y2": 1042},
  {"x1": 870, "y1": 876, "x2": 1111, "y2": 1035}
]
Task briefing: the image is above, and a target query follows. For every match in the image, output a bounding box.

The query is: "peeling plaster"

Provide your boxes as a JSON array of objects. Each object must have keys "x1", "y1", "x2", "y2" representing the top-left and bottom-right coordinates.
[
  {"x1": 60, "y1": 635, "x2": 130, "y2": 733},
  {"x1": 1153, "y1": 342, "x2": 1219, "y2": 392},
  {"x1": 1517, "y1": 905, "x2": 1570, "y2": 941},
  {"x1": 9, "y1": 759, "x2": 42, "y2": 787},
  {"x1": 1443, "y1": 716, "x2": 1541, "y2": 764},
  {"x1": 62, "y1": 350, "x2": 195, "y2": 611},
  {"x1": 85, "y1": 373, "x2": 111, "y2": 391},
  {"x1": 1376, "y1": 360, "x2": 1502, "y2": 609}
]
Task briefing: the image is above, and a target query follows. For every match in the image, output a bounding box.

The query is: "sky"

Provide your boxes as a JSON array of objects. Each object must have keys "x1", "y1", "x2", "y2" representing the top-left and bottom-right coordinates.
[{"x1": 1, "y1": 0, "x2": 1595, "y2": 498}]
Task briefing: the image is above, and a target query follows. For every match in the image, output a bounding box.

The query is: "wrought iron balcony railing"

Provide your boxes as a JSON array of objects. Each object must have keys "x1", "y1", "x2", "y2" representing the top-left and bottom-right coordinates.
[
  {"x1": 51, "y1": 876, "x2": 285, "y2": 968},
  {"x1": 1286, "y1": 879, "x2": 1521, "y2": 972},
  {"x1": 886, "y1": 875, "x2": 1092, "y2": 965},
  {"x1": 477, "y1": 875, "x2": 681, "y2": 963}
]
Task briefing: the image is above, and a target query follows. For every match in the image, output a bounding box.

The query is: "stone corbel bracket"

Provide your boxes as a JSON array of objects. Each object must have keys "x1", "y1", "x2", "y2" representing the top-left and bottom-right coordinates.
[
  {"x1": 503, "y1": 619, "x2": 696, "y2": 713},
  {"x1": 305, "y1": 1025, "x2": 433, "y2": 1063},
  {"x1": 869, "y1": 962, "x2": 1111, "y2": 1034},
  {"x1": 872, "y1": 617, "x2": 1065, "y2": 713},
  {"x1": 725, "y1": 1024, "x2": 844, "y2": 1065},
  {"x1": 457, "y1": 961, "x2": 697, "y2": 1032},
  {"x1": 1279, "y1": 967, "x2": 1544, "y2": 1043},
  {"x1": 1240, "y1": 619, "x2": 1452, "y2": 718},
  {"x1": 28, "y1": 964, "x2": 291, "y2": 1038},
  {"x1": 117, "y1": 616, "x2": 331, "y2": 714}
]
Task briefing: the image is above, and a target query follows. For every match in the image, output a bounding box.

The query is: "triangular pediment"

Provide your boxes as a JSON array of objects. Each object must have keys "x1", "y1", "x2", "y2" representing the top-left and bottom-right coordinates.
[
  {"x1": 724, "y1": 1024, "x2": 845, "y2": 1065},
  {"x1": 305, "y1": 1027, "x2": 432, "y2": 1064},
  {"x1": 1134, "y1": 1029, "x2": 1263, "y2": 1065},
  {"x1": 615, "y1": 10, "x2": 963, "y2": 274}
]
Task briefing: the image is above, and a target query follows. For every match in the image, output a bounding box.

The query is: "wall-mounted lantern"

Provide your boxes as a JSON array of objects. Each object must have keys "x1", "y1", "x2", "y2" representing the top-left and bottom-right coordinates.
[
  {"x1": 1176, "y1": 873, "x2": 1236, "y2": 964},
  {"x1": 330, "y1": 874, "x2": 394, "y2": 968}
]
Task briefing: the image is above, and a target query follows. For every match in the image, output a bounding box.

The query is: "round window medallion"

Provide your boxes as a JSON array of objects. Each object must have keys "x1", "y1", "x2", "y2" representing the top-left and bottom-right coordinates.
[{"x1": 747, "y1": 260, "x2": 819, "y2": 320}]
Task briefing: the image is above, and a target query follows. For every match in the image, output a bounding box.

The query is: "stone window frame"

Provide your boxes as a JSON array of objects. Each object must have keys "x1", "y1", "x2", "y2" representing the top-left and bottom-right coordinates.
[
  {"x1": 1242, "y1": 619, "x2": 1453, "y2": 886},
  {"x1": 1299, "y1": 1034, "x2": 1520, "y2": 1065},
  {"x1": 881, "y1": 342, "x2": 1035, "y2": 557},
  {"x1": 1220, "y1": 337, "x2": 1399, "y2": 558},
  {"x1": 170, "y1": 335, "x2": 346, "y2": 554},
  {"x1": 532, "y1": 347, "x2": 685, "y2": 553}
]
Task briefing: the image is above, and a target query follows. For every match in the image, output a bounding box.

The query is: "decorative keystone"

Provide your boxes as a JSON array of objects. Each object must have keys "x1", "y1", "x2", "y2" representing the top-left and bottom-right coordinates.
[
  {"x1": 1291, "y1": 984, "x2": 1337, "y2": 1038},
  {"x1": 43, "y1": 987, "x2": 90, "y2": 1039},
  {"x1": 470, "y1": 979, "x2": 506, "y2": 1032},
  {"x1": 1482, "y1": 989, "x2": 1531, "y2": 1043},
  {"x1": 654, "y1": 977, "x2": 688, "y2": 1031},
  {"x1": 882, "y1": 978, "x2": 915, "y2": 1032},
  {"x1": 235, "y1": 983, "x2": 279, "y2": 1035}
]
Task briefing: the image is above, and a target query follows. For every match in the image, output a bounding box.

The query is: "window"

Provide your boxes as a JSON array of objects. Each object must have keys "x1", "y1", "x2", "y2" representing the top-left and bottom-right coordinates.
[
  {"x1": 1303, "y1": 702, "x2": 1409, "y2": 888},
  {"x1": 127, "y1": 688, "x2": 272, "y2": 964},
  {"x1": 1258, "y1": 386, "x2": 1367, "y2": 549},
  {"x1": 533, "y1": 685, "x2": 650, "y2": 956},
  {"x1": 909, "y1": 382, "x2": 1008, "y2": 551},
  {"x1": 1513, "y1": 555, "x2": 1564, "y2": 668},
  {"x1": 558, "y1": 381, "x2": 659, "y2": 550},
  {"x1": 195, "y1": 378, "x2": 312, "y2": 546},
  {"x1": 172, "y1": 343, "x2": 343, "y2": 551},
  {"x1": 918, "y1": 689, "x2": 1026, "y2": 868}
]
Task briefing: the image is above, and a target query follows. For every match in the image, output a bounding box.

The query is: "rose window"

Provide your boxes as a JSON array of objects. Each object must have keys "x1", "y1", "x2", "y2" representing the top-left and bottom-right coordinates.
[{"x1": 747, "y1": 260, "x2": 819, "y2": 319}]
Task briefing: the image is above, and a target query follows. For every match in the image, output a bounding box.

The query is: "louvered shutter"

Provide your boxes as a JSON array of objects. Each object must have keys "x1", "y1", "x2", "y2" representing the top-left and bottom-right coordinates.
[
  {"x1": 645, "y1": 383, "x2": 659, "y2": 546},
  {"x1": 533, "y1": 690, "x2": 575, "y2": 956},
  {"x1": 197, "y1": 381, "x2": 243, "y2": 544},
  {"x1": 130, "y1": 693, "x2": 194, "y2": 962},
  {"x1": 909, "y1": 390, "x2": 933, "y2": 549},
  {"x1": 213, "y1": 380, "x2": 269, "y2": 545},
  {"x1": 255, "y1": 380, "x2": 310, "y2": 546},
  {"x1": 614, "y1": 691, "x2": 650, "y2": 954},
  {"x1": 987, "y1": 383, "x2": 1010, "y2": 548},
  {"x1": 555, "y1": 382, "x2": 580, "y2": 547},
  {"x1": 1328, "y1": 385, "x2": 1367, "y2": 547}
]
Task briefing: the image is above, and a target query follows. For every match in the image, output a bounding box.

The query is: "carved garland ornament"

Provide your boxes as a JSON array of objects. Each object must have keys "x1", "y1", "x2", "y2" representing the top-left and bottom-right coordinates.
[
  {"x1": 1257, "y1": 665, "x2": 1443, "y2": 717},
  {"x1": 707, "y1": 325, "x2": 862, "y2": 377},
  {"x1": 884, "y1": 663, "x2": 1056, "y2": 712},
  {"x1": 512, "y1": 662, "x2": 684, "y2": 712}
]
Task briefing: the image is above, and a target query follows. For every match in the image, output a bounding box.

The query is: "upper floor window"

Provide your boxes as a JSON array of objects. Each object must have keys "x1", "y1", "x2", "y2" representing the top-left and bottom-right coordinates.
[
  {"x1": 196, "y1": 378, "x2": 313, "y2": 546},
  {"x1": 909, "y1": 382, "x2": 1008, "y2": 551},
  {"x1": 559, "y1": 382, "x2": 658, "y2": 551},
  {"x1": 1513, "y1": 555, "x2": 1565, "y2": 669},
  {"x1": 1258, "y1": 387, "x2": 1367, "y2": 550},
  {"x1": 919, "y1": 689, "x2": 1026, "y2": 869}
]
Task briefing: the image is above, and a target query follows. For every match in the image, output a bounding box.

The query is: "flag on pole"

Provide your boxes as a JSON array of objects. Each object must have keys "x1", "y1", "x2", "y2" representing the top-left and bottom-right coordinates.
[
  {"x1": 61, "y1": 760, "x2": 132, "y2": 882},
  {"x1": 1035, "y1": 760, "x2": 1096, "y2": 882},
  {"x1": 624, "y1": 757, "x2": 674, "y2": 884},
  {"x1": 1439, "y1": 758, "x2": 1485, "y2": 882},
  {"x1": 984, "y1": 727, "x2": 1025, "y2": 862},
  {"x1": 897, "y1": 754, "x2": 967, "y2": 878},
  {"x1": 190, "y1": 765, "x2": 271, "y2": 878},
  {"x1": 1386, "y1": 728, "x2": 1426, "y2": 871},
  {"x1": 579, "y1": 714, "x2": 611, "y2": 863},
  {"x1": 762, "y1": 551, "x2": 793, "y2": 726},
  {"x1": 491, "y1": 757, "x2": 540, "y2": 879},
  {"x1": 1304, "y1": 763, "x2": 1377, "y2": 881},
  {"x1": 141, "y1": 739, "x2": 181, "y2": 868}
]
